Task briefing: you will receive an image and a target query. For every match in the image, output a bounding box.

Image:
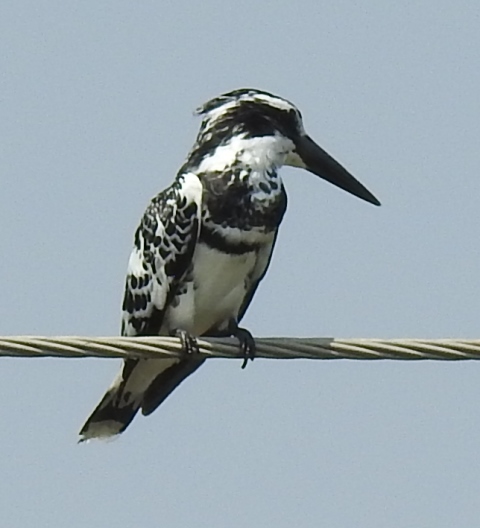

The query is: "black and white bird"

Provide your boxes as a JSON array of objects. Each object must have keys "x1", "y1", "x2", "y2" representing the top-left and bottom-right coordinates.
[{"x1": 79, "y1": 88, "x2": 380, "y2": 441}]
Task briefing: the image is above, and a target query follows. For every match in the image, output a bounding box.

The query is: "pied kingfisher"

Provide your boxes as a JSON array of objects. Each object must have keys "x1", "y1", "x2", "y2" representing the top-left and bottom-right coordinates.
[{"x1": 79, "y1": 88, "x2": 380, "y2": 441}]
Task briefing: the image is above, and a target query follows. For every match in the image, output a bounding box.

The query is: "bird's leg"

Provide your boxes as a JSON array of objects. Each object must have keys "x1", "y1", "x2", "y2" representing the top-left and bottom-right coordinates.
[
  {"x1": 172, "y1": 328, "x2": 200, "y2": 356},
  {"x1": 228, "y1": 319, "x2": 256, "y2": 369}
]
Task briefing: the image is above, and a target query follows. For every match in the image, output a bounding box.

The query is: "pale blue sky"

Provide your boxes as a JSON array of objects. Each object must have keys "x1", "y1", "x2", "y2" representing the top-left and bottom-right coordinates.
[{"x1": 1, "y1": 1, "x2": 480, "y2": 527}]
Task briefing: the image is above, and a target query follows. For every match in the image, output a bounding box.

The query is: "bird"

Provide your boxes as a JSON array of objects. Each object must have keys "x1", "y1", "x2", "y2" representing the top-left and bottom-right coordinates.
[{"x1": 79, "y1": 88, "x2": 380, "y2": 441}]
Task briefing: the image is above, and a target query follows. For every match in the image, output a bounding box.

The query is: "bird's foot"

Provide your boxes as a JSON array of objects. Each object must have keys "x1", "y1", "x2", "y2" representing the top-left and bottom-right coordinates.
[
  {"x1": 173, "y1": 329, "x2": 200, "y2": 356},
  {"x1": 228, "y1": 320, "x2": 256, "y2": 369}
]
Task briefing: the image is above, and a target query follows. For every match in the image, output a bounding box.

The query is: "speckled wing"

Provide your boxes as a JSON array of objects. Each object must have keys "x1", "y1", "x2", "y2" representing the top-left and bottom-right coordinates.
[
  {"x1": 121, "y1": 173, "x2": 203, "y2": 337},
  {"x1": 79, "y1": 173, "x2": 203, "y2": 441}
]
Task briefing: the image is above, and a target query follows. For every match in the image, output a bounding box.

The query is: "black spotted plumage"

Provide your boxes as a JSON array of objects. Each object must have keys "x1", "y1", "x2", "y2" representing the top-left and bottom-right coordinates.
[
  {"x1": 79, "y1": 88, "x2": 379, "y2": 441},
  {"x1": 120, "y1": 179, "x2": 200, "y2": 335}
]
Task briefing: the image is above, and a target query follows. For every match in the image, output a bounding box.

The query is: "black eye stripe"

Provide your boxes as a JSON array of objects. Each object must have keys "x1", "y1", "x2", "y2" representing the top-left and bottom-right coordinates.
[{"x1": 184, "y1": 95, "x2": 303, "y2": 169}]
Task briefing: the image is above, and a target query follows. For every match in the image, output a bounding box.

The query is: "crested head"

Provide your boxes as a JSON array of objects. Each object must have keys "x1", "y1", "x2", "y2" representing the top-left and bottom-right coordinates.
[
  {"x1": 182, "y1": 88, "x2": 380, "y2": 206},
  {"x1": 184, "y1": 88, "x2": 306, "y2": 174},
  {"x1": 195, "y1": 88, "x2": 305, "y2": 140}
]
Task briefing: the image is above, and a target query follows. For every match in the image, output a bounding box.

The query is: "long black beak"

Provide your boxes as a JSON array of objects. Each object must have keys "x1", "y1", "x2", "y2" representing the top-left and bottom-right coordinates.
[{"x1": 296, "y1": 135, "x2": 380, "y2": 206}]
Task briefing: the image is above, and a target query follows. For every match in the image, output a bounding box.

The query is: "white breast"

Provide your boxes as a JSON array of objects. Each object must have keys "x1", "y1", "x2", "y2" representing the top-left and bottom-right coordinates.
[
  {"x1": 163, "y1": 243, "x2": 258, "y2": 336},
  {"x1": 190, "y1": 242, "x2": 257, "y2": 335}
]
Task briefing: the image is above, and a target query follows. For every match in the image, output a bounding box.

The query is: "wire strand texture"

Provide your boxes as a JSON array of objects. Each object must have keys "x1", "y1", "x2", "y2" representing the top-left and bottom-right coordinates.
[{"x1": 1, "y1": 336, "x2": 480, "y2": 361}]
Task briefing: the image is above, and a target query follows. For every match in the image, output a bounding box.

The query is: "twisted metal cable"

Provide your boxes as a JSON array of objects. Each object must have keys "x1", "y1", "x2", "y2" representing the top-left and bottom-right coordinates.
[{"x1": 0, "y1": 336, "x2": 480, "y2": 361}]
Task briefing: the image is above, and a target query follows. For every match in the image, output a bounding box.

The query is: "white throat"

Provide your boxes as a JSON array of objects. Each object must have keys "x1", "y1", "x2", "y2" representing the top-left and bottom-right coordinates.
[{"x1": 196, "y1": 134, "x2": 295, "y2": 174}]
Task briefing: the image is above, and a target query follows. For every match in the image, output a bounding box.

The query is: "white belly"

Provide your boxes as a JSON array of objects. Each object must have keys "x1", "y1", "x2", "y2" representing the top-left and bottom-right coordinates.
[
  {"x1": 192, "y1": 243, "x2": 257, "y2": 334},
  {"x1": 163, "y1": 242, "x2": 257, "y2": 336}
]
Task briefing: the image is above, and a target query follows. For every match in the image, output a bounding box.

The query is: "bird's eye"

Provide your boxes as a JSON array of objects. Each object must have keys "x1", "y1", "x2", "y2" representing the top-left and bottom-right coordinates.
[{"x1": 285, "y1": 109, "x2": 302, "y2": 136}]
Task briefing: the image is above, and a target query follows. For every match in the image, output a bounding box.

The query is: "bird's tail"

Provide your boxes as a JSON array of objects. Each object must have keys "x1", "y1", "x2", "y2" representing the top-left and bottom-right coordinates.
[
  {"x1": 79, "y1": 359, "x2": 147, "y2": 441},
  {"x1": 79, "y1": 356, "x2": 204, "y2": 441}
]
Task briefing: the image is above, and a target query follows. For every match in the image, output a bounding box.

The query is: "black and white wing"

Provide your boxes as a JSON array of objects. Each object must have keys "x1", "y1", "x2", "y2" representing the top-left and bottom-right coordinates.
[
  {"x1": 121, "y1": 174, "x2": 202, "y2": 338},
  {"x1": 79, "y1": 173, "x2": 203, "y2": 441}
]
